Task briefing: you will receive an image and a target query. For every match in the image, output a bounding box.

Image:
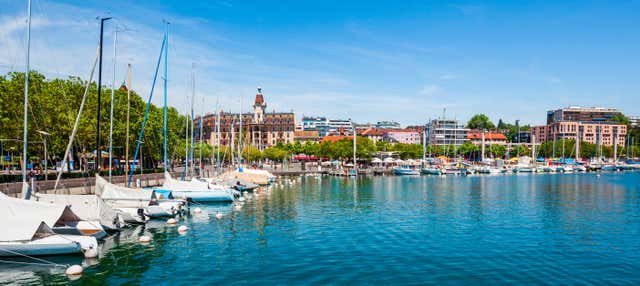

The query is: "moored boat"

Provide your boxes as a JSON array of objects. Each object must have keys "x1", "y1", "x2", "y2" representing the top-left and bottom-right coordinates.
[
  {"x1": 0, "y1": 192, "x2": 98, "y2": 257},
  {"x1": 393, "y1": 166, "x2": 420, "y2": 176}
]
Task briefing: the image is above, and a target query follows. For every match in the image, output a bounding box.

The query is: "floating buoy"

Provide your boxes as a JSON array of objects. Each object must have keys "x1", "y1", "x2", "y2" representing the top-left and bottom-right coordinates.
[
  {"x1": 65, "y1": 265, "x2": 83, "y2": 275},
  {"x1": 178, "y1": 225, "x2": 189, "y2": 232},
  {"x1": 167, "y1": 218, "x2": 177, "y2": 225},
  {"x1": 238, "y1": 197, "x2": 246, "y2": 202},
  {"x1": 139, "y1": 235, "x2": 151, "y2": 243},
  {"x1": 215, "y1": 212, "x2": 224, "y2": 219},
  {"x1": 193, "y1": 207, "x2": 202, "y2": 214},
  {"x1": 83, "y1": 247, "x2": 98, "y2": 259}
]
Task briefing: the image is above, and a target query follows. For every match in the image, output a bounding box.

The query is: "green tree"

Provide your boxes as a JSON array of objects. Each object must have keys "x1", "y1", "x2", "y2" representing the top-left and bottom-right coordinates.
[{"x1": 467, "y1": 114, "x2": 495, "y2": 130}]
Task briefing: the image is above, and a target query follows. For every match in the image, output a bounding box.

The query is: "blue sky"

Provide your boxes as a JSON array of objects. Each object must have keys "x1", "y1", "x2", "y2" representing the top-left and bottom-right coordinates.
[{"x1": 1, "y1": 0, "x2": 639, "y2": 126}]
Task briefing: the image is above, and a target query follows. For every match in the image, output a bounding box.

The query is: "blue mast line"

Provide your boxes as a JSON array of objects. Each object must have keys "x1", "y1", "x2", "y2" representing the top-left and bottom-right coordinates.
[
  {"x1": 163, "y1": 22, "x2": 169, "y2": 173},
  {"x1": 127, "y1": 34, "x2": 166, "y2": 187}
]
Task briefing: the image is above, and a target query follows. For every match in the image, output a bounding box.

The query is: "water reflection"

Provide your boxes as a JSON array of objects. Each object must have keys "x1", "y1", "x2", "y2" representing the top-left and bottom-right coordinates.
[{"x1": 2, "y1": 172, "x2": 639, "y2": 285}]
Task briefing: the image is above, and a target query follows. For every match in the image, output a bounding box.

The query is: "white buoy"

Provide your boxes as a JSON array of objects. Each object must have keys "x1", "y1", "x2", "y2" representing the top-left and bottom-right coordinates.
[
  {"x1": 167, "y1": 218, "x2": 177, "y2": 225},
  {"x1": 65, "y1": 265, "x2": 83, "y2": 275},
  {"x1": 193, "y1": 207, "x2": 202, "y2": 214},
  {"x1": 178, "y1": 225, "x2": 189, "y2": 232},
  {"x1": 139, "y1": 235, "x2": 151, "y2": 243},
  {"x1": 83, "y1": 247, "x2": 98, "y2": 259},
  {"x1": 238, "y1": 197, "x2": 246, "y2": 202},
  {"x1": 215, "y1": 212, "x2": 224, "y2": 219}
]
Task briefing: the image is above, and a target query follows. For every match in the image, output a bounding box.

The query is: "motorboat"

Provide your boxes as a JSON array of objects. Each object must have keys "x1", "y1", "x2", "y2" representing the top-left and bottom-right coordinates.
[
  {"x1": 393, "y1": 166, "x2": 420, "y2": 176},
  {"x1": 421, "y1": 167, "x2": 442, "y2": 175}
]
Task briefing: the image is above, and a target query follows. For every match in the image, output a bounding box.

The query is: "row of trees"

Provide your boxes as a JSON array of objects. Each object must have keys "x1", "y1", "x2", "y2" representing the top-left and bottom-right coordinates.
[
  {"x1": 467, "y1": 114, "x2": 531, "y2": 142},
  {"x1": 0, "y1": 71, "x2": 188, "y2": 169}
]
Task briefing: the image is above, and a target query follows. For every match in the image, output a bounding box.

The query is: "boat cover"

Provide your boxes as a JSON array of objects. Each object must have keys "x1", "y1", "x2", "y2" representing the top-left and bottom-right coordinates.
[
  {"x1": 32, "y1": 193, "x2": 121, "y2": 230},
  {"x1": 95, "y1": 175, "x2": 155, "y2": 208},
  {"x1": 0, "y1": 192, "x2": 80, "y2": 241}
]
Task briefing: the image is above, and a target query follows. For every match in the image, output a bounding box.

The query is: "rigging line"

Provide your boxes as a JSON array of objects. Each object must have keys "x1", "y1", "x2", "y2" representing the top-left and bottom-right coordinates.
[
  {"x1": 0, "y1": 259, "x2": 68, "y2": 268},
  {"x1": 0, "y1": 248, "x2": 68, "y2": 267}
]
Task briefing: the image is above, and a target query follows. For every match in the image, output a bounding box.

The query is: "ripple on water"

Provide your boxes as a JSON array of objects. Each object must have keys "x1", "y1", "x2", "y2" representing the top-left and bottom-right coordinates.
[{"x1": 4, "y1": 173, "x2": 640, "y2": 285}]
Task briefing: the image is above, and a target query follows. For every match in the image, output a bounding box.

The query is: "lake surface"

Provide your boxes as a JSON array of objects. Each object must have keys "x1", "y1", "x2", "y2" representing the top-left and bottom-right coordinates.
[{"x1": 2, "y1": 172, "x2": 639, "y2": 285}]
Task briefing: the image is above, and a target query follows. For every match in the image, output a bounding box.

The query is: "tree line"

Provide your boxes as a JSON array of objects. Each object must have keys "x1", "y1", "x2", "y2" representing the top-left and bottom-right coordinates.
[{"x1": 0, "y1": 71, "x2": 187, "y2": 170}]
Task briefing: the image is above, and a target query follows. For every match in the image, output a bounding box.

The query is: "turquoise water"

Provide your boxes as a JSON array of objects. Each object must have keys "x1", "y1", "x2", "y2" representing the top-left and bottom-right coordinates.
[{"x1": 2, "y1": 173, "x2": 639, "y2": 285}]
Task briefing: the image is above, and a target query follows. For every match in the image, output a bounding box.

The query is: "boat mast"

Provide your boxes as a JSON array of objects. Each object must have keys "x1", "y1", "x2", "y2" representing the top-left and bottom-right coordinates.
[
  {"x1": 54, "y1": 47, "x2": 100, "y2": 191},
  {"x1": 352, "y1": 119, "x2": 357, "y2": 172},
  {"x1": 216, "y1": 103, "x2": 221, "y2": 175},
  {"x1": 108, "y1": 27, "x2": 118, "y2": 182},
  {"x1": 199, "y1": 99, "x2": 204, "y2": 174},
  {"x1": 22, "y1": 0, "x2": 31, "y2": 190},
  {"x1": 183, "y1": 107, "x2": 188, "y2": 178},
  {"x1": 481, "y1": 129, "x2": 486, "y2": 162},
  {"x1": 575, "y1": 127, "x2": 580, "y2": 162},
  {"x1": 561, "y1": 136, "x2": 565, "y2": 163},
  {"x1": 422, "y1": 127, "x2": 426, "y2": 168},
  {"x1": 125, "y1": 64, "x2": 131, "y2": 174},
  {"x1": 238, "y1": 97, "x2": 242, "y2": 167},
  {"x1": 189, "y1": 67, "x2": 195, "y2": 177},
  {"x1": 163, "y1": 22, "x2": 169, "y2": 173},
  {"x1": 96, "y1": 17, "x2": 112, "y2": 172},
  {"x1": 230, "y1": 117, "x2": 235, "y2": 167},
  {"x1": 127, "y1": 29, "x2": 166, "y2": 186}
]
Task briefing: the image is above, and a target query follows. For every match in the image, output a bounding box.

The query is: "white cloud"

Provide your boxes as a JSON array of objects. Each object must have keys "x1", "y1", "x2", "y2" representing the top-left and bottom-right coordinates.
[
  {"x1": 419, "y1": 84, "x2": 441, "y2": 96},
  {"x1": 439, "y1": 73, "x2": 458, "y2": 80}
]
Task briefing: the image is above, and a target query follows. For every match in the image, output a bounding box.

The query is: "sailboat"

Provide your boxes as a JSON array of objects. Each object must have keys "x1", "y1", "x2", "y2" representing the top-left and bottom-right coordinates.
[
  {"x1": 159, "y1": 172, "x2": 236, "y2": 202},
  {"x1": 0, "y1": 193, "x2": 98, "y2": 257},
  {"x1": 1, "y1": 1, "x2": 103, "y2": 256},
  {"x1": 31, "y1": 193, "x2": 124, "y2": 234},
  {"x1": 96, "y1": 175, "x2": 183, "y2": 221}
]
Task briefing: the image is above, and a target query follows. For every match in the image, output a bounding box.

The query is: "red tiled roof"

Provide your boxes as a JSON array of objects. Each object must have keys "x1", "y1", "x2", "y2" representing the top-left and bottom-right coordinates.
[
  {"x1": 321, "y1": 135, "x2": 352, "y2": 143},
  {"x1": 468, "y1": 131, "x2": 507, "y2": 140}
]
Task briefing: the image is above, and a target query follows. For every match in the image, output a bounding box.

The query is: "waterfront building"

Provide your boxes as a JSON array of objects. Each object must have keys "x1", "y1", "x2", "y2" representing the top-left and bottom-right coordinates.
[
  {"x1": 201, "y1": 88, "x2": 295, "y2": 149},
  {"x1": 468, "y1": 131, "x2": 508, "y2": 145},
  {"x1": 546, "y1": 106, "x2": 623, "y2": 124},
  {"x1": 301, "y1": 116, "x2": 330, "y2": 137},
  {"x1": 327, "y1": 119, "x2": 354, "y2": 136},
  {"x1": 630, "y1": 116, "x2": 640, "y2": 128},
  {"x1": 533, "y1": 106, "x2": 627, "y2": 147},
  {"x1": 531, "y1": 121, "x2": 627, "y2": 147},
  {"x1": 375, "y1": 121, "x2": 401, "y2": 129},
  {"x1": 515, "y1": 131, "x2": 531, "y2": 143},
  {"x1": 293, "y1": 131, "x2": 320, "y2": 143},
  {"x1": 383, "y1": 130, "x2": 421, "y2": 144},
  {"x1": 424, "y1": 119, "x2": 469, "y2": 146},
  {"x1": 360, "y1": 128, "x2": 387, "y2": 143}
]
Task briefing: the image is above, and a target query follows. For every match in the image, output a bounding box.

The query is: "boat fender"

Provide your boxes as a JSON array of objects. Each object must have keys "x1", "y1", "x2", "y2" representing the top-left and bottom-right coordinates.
[
  {"x1": 167, "y1": 218, "x2": 177, "y2": 225},
  {"x1": 178, "y1": 225, "x2": 189, "y2": 232},
  {"x1": 193, "y1": 207, "x2": 202, "y2": 214},
  {"x1": 139, "y1": 235, "x2": 151, "y2": 243},
  {"x1": 215, "y1": 212, "x2": 224, "y2": 219},
  {"x1": 83, "y1": 246, "x2": 98, "y2": 259},
  {"x1": 65, "y1": 265, "x2": 83, "y2": 275}
]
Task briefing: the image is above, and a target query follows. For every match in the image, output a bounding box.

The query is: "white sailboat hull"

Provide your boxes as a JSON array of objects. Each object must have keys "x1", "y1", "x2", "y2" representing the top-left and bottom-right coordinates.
[{"x1": 0, "y1": 235, "x2": 98, "y2": 257}]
